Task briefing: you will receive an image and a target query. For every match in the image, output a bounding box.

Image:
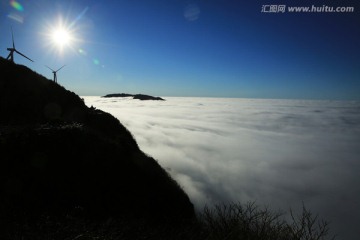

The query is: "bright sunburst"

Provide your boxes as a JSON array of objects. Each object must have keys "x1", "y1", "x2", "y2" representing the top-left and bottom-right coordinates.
[
  {"x1": 42, "y1": 16, "x2": 81, "y2": 55},
  {"x1": 51, "y1": 28, "x2": 72, "y2": 47}
]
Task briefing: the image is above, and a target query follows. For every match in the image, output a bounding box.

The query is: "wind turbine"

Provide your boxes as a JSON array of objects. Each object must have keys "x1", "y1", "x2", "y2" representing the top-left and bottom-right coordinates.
[
  {"x1": 6, "y1": 27, "x2": 34, "y2": 63},
  {"x1": 45, "y1": 65, "x2": 66, "y2": 83}
]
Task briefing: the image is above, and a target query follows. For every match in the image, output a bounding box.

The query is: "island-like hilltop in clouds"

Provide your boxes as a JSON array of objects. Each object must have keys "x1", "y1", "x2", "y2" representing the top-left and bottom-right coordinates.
[{"x1": 103, "y1": 93, "x2": 165, "y2": 101}]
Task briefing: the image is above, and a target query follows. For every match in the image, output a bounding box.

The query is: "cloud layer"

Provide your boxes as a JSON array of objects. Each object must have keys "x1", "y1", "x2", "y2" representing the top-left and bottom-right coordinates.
[{"x1": 84, "y1": 96, "x2": 360, "y2": 240}]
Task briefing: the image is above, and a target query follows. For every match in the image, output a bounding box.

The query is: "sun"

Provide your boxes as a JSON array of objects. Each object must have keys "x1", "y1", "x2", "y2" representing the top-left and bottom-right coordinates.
[
  {"x1": 42, "y1": 17, "x2": 79, "y2": 55},
  {"x1": 51, "y1": 27, "x2": 72, "y2": 48},
  {"x1": 41, "y1": 15, "x2": 85, "y2": 56}
]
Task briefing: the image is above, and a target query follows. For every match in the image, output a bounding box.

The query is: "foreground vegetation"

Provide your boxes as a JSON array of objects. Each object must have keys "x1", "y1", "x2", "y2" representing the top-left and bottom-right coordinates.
[
  {"x1": 2, "y1": 202, "x2": 335, "y2": 240},
  {"x1": 199, "y1": 202, "x2": 335, "y2": 240}
]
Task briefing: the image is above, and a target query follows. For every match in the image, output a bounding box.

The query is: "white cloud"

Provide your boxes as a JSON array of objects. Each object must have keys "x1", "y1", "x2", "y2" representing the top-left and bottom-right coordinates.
[{"x1": 83, "y1": 96, "x2": 360, "y2": 240}]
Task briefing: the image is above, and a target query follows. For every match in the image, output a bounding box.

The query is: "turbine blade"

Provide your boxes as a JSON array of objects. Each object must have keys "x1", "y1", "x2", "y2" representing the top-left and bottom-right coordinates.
[
  {"x1": 15, "y1": 50, "x2": 34, "y2": 62},
  {"x1": 45, "y1": 65, "x2": 55, "y2": 71},
  {"x1": 11, "y1": 27, "x2": 15, "y2": 49},
  {"x1": 55, "y1": 65, "x2": 66, "y2": 72}
]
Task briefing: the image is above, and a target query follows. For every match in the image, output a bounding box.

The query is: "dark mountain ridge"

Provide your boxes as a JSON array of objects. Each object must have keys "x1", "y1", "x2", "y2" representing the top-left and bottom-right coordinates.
[{"x1": 0, "y1": 57, "x2": 194, "y2": 222}]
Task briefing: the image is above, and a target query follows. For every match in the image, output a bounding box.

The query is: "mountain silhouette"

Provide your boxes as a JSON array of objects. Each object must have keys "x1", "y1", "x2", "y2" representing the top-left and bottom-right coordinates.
[
  {"x1": 103, "y1": 93, "x2": 165, "y2": 101},
  {"x1": 0, "y1": 57, "x2": 194, "y2": 222}
]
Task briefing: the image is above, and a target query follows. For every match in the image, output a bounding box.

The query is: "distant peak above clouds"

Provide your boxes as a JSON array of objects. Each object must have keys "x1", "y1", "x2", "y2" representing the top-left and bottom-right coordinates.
[{"x1": 102, "y1": 93, "x2": 165, "y2": 101}]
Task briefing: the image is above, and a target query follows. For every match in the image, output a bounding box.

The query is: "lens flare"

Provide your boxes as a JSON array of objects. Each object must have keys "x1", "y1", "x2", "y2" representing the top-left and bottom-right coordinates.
[
  {"x1": 7, "y1": 13, "x2": 24, "y2": 23},
  {"x1": 93, "y1": 59, "x2": 100, "y2": 65},
  {"x1": 10, "y1": 0, "x2": 24, "y2": 12},
  {"x1": 78, "y1": 48, "x2": 87, "y2": 56}
]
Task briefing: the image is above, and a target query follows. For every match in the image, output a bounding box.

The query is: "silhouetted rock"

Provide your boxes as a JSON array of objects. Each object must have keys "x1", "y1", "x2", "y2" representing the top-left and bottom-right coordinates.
[
  {"x1": 103, "y1": 93, "x2": 134, "y2": 98},
  {"x1": 133, "y1": 94, "x2": 165, "y2": 101},
  {"x1": 103, "y1": 93, "x2": 165, "y2": 101},
  {"x1": 0, "y1": 57, "x2": 193, "y2": 222}
]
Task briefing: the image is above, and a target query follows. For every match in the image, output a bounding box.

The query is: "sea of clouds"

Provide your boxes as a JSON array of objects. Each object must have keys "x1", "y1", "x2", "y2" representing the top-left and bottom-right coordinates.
[{"x1": 83, "y1": 96, "x2": 360, "y2": 240}]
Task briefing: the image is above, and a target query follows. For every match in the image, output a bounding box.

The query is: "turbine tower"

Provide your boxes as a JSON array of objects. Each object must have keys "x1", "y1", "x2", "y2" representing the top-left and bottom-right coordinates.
[
  {"x1": 6, "y1": 28, "x2": 34, "y2": 63},
  {"x1": 46, "y1": 65, "x2": 66, "y2": 83}
]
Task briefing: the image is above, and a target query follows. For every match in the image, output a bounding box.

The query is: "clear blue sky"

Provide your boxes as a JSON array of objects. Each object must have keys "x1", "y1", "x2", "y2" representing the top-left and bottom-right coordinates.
[{"x1": 1, "y1": 0, "x2": 359, "y2": 99}]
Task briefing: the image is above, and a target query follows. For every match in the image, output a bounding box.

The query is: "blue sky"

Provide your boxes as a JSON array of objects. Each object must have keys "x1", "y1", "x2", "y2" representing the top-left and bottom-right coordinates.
[{"x1": 1, "y1": 0, "x2": 359, "y2": 99}]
